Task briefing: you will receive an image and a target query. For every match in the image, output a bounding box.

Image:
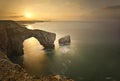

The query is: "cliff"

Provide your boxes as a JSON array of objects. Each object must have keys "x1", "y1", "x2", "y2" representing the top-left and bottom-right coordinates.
[
  {"x1": 0, "y1": 51, "x2": 74, "y2": 81},
  {"x1": 0, "y1": 51, "x2": 33, "y2": 81},
  {"x1": 0, "y1": 20, "x2": 74, "y2": 81},
  {"x1": 0, "y1": 20, "x2": 56, "y2": 58}
]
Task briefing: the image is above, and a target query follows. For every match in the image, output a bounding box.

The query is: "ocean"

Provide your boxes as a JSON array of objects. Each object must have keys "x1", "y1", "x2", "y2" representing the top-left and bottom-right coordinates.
[{"x1": 23, "y1": 21, "x2": 120, "y2": 81}]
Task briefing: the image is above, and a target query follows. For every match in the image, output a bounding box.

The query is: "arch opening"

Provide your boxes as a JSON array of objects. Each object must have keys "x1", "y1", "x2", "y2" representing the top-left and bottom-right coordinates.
[
  {"x1": 23, "y1": 37, "x2": 44, "y2": 55},
  {"x1": 23, "y1": 37, "x2": 50, "y2": 75}
]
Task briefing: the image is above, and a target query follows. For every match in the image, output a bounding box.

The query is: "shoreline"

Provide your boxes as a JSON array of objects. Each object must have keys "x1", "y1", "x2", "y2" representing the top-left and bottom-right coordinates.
[{"x1": 0, "y1": 20, "x2": 74, "y2": 81}]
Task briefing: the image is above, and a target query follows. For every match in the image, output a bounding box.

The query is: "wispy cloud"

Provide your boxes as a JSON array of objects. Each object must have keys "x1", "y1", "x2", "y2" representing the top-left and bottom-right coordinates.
[
  {"x1": 81, "y1": 5, "x2": 120, "y2": 20},
  {"x1": 0, "y1": 0, "x2": 120, "y2": 20},
  {"x1": 103, "y1": 5, "x2": 120, "y2": 10},
  {"x1": 0, "y1": 15, "x2": 24, "y2": 20},
  {"x1": 6, "y1": 16, "x2": 24, "y2": 18}
]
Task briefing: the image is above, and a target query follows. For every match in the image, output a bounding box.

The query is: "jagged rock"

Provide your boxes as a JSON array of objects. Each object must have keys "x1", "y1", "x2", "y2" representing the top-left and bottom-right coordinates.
[
  {"x1": 0, "y1": 51, "x2": 33, "y2": 81},
  {"x1": 0, "y1": 20, "x2": 74, "y2": 81},
  {"x1": 0, "y1": 20, "x2": 56, "y2": 58},
  {"x1": 0, "y1": 51, "x2": 74, "y2": 81},
  {"x1": 59, "y1": 35, "x2": 71, "y2": 45}
]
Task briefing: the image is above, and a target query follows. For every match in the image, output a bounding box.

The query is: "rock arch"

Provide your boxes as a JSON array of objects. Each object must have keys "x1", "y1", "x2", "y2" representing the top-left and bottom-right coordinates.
[{"x1": 0, "y1": 20, "x2": 56, "y2": 58}]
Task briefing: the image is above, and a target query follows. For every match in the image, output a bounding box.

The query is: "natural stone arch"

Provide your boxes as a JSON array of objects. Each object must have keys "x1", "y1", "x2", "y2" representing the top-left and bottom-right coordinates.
[
  {"x1": 23, "y1": 37, "x2": 44, "y2": 53},
  {"x1": 0, "y1": 20, "x2": 56, "y2": 58}
]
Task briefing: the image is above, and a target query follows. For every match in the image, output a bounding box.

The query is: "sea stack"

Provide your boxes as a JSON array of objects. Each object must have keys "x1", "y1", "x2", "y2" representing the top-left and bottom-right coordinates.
[{"x1": 59, "y1": 35, "x2": 71, "y2": 45}]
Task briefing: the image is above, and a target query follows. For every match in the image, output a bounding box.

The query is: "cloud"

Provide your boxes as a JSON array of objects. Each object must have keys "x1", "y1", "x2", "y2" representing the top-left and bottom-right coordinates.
[
  {"x1": 6, "y1": 16, "x2": 24, "y2": 18},
  {"x1": 81, "y1": 5, "x2": 120, "y2": 20},
  {"x1": 0, "y1": 15, "x2": 24, "y2": 20},
  {"x1": 100, "y1": 5, "x2": 120, "y2": 19},
  {"x1": 103, "y1": 5, "x2": 120, "y2": 10}
]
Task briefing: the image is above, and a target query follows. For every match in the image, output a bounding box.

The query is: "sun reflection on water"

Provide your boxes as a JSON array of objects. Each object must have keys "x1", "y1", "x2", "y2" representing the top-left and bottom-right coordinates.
[
  {"x1": 23, "y1": 37, "x2": 50, "y2": 75},
  {"x1": 26, "y1": 25, "x2": 34, "y2": 30},
  {"x1": 58, "y1": 45, "x2": 70, "y2": 54}
]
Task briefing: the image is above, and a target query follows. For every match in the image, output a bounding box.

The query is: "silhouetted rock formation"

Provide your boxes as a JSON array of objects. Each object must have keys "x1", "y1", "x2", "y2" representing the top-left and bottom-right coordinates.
[
  {"x1": 0, "y1": 20, "x2": 74, "y2": 81},
  {"x1": 0, "y1": 51, "x2": 74, "y2": 81},
  {"x1": 0, "y1": 20, "x2": 56, "y2": 58},
  {"x1": 0, "y1": 51, "x2": 33, "y2": 81},
  {"x1": 59, "y1": 35, "x2": 71, "y2": 45}
]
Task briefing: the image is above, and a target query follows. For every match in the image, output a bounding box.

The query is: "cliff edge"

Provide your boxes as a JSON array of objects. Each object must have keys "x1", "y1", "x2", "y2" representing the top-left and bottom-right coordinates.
[{"x1": 0, "y1": 20, "x2": 56, "y2": 58}]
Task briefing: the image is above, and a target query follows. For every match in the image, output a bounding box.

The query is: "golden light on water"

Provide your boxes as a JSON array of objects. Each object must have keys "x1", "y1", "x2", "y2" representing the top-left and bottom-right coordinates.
[
  {"x1": 58, "y1": 45, "x2": 70, "y2": 54},
  {"x1": 23, "y1": 37, "x2": 49, "y2": 73},
  {"x1": 26, "y1": 25, "x2": 33, "y2": 30}
]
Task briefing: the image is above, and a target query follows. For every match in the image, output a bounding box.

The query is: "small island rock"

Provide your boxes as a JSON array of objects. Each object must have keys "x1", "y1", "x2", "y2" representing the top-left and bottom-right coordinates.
[{"x1": 59, "y1": 35, "x2": 71, "y2": 45}]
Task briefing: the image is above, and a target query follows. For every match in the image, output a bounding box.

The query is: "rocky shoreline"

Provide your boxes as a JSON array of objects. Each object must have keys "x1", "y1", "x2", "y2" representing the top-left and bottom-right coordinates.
[
  {"x1": 0, "y1": 20, "x2": 56, "y2": 58},
  {"x1": 0, "y1": 20, "x2": 74, "y2": 81},
  {"x1": 0, "y1": 51, "x2": 74, "y2": 81}
]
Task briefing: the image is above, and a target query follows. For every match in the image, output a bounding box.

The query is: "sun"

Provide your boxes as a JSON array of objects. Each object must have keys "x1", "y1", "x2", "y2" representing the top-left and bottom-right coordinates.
[{"x1": 24, "y1": 12, "x2": 32, "y2": 18}]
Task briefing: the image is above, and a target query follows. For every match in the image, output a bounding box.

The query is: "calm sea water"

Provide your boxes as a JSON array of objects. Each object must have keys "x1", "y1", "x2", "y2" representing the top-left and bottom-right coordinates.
[{"x1": 23, "y1": 21, "x2": 120, "y2": 81}]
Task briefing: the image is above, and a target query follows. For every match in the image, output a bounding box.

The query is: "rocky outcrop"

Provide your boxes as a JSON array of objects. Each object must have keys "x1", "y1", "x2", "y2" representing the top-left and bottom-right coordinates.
[
  {"x1": 0, "y1": 51, "x2": 74, "y2": 81},
  {"x1": 0, "y1": 51, "x2": 33, "y2": 81},
  {"x1": 0, "y1": 20, "x2": 56, "y2": 58},
  {"x1": 59, "y1": 35, "x2": 71, "y2": 45},
  {"x1": 0, "y1": 20, "x2": 74, "y2": 81}
]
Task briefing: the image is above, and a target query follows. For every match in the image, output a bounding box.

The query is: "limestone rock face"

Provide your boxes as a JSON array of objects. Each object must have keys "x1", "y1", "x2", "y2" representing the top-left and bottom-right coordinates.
[
  {"x1": 33, "y1": 30, "x2": 56, "y2": 49},
  {"x1": 0, "y1": 20, "x2": 74, "y2": 81},
  {"x1": 0, "y1": 51, "x2": 33, "y2": 81},
  {"x1": 59, "y1": 35, "x2": 71, "y2": 45},
  {"x1": 0, "y1": 51, "x2": 74, "y2": 81},
  {"x1": 0, "y1": 20, "x2": 56, "y2": 58}
]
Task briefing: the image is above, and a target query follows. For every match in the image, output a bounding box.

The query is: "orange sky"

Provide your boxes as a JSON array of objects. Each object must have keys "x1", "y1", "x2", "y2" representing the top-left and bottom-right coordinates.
[{"x1": 0, "y1": 0, "x2": 120, "y2": 21}]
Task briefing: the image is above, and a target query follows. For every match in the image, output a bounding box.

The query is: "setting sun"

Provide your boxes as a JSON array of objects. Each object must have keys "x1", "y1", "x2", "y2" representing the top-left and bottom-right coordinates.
[{"x1": 25, "y1": 12, "x2": 32, "y2": 18}]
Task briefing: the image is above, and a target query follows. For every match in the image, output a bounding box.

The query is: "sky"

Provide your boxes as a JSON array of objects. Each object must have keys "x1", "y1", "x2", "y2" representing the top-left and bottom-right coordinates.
[{"x1": 0, "y1": 0, "x2": 120, "y2": 21}]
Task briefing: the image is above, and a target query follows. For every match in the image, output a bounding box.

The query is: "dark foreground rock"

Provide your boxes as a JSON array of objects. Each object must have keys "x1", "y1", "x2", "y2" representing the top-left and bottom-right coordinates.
[
  {"x1": 59, "y1": 35, "x2": 71, "y2": 45},
  {"x1": 0, "y1": 20, "x2": 74, "y2": 81},
  {"x1": 0, "y1": 51, "x2": 33, "y2": 81},
  {"x1": 0, "y1": 51, "x2": 74, "y2": 81},
  {"x1": 0, "y1": 20, "x2": 56, "y2": 58}
]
